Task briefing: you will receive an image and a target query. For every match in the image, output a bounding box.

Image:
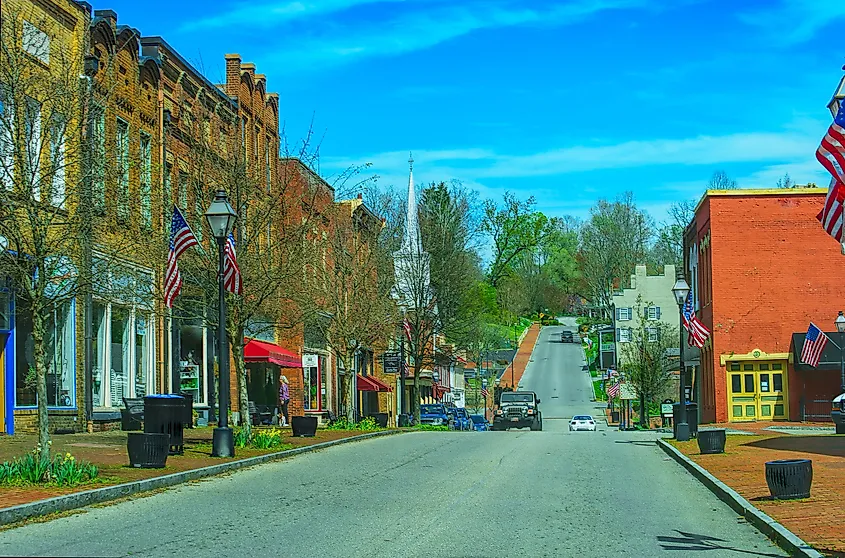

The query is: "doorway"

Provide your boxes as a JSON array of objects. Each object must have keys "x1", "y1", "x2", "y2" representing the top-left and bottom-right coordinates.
[
  {"x1": 726, "y1": 360, "x2": 788, "y2": 421},
  {"x1": 0, "y1": 333, "x2": 6, "y2": 434}
]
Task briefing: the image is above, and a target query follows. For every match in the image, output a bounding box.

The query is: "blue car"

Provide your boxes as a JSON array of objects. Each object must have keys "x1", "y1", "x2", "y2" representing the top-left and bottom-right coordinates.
[
  {"x1": 420, "y1": 404, "x2": 450, "y2": 427},
  {"x1": 448, "y1": 407, "x2": 473, "y2": 431},
  {"x1": 469, "y1": 414, "x2": 490, "y2": 431}
]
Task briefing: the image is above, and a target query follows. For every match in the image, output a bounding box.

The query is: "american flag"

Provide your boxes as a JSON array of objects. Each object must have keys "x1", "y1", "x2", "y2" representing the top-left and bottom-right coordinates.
[
  {"x1": 606, "y1": 380, "x2": 620, "y2": 399},
  {"x1": 682, "y1": 291, "x2": 710, "y2": 348},
  {"x1": 481, "y1": 387, "x2": 489, "y2": 398},
  {"x1": 403, "y1": 319, "x2": 412, "y2": 342},
  {"x1": 164, "y1": 206, "x2": 198, "y2": 308},
  {"x1": 800, "y1": 323, "x2": 829, "y2": 368},
  {"x1": 816, "y1": 101, "x2": 845, "y2": 244},
  {"x1": 223, "y1": 234, "x2": 242, "y2": 295}
]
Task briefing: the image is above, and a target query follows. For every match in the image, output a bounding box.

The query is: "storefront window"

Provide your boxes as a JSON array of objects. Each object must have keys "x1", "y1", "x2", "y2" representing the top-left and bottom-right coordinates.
[
  {"x1": 302, "y1": 355, "x2": 326, "y2": 411},
  {"x1": 15, "y1": 301, "x2": 75, "y2": 408},
  {"x1": 92, "y1": 302, "x2": 106, "y2": 406},
  {"x1": 135, "y1": 315, "x2": 148, "y2": 397},
  {"x1": 110, "y1": 306, "x2": 130, "y2": 407}
]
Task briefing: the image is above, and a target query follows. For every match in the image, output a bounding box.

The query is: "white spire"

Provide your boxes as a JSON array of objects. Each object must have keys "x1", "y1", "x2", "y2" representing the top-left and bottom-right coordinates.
[{"x1": 403, "y1": 152, "x2": 422, "y2": 253}]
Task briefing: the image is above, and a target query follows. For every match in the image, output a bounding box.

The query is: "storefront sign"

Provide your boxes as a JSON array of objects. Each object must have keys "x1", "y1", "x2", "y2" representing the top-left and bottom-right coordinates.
[
  {"x1": 302, "y1": 354, "x2": 318, "y2": 368},
  {"x1": 382, "y1": 352, "x2": 401, "y2": 373}
]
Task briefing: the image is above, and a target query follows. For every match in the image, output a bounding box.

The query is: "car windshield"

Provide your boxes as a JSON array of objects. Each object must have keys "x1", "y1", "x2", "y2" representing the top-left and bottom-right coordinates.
[
  {"x1": 470, "y1": 415, "x2": 485, "y2": 424},
  {"x1": 421, "y1": 405, "x2": 445, "y2": 414},
  {"x1": 573, "y1": 416, "x2": 593, "y2": 421},
  {"x1": 500, "y1": 393, "x2": 534, "y2": 403}
]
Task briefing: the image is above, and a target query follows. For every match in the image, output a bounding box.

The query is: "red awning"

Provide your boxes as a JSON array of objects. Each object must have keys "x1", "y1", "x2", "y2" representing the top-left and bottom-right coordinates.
[
  {"x1": 243, "y1": 338, "x2": 302, "y2": 368},
  {"x1": 357, "y1": 375, "x2": 393, "y2": 392}
]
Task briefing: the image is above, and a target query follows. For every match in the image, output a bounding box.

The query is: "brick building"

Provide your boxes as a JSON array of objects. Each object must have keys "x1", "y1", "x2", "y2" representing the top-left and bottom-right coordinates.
[{"x1": 684, "y1": 188, "x2": 845, "y2": 424}]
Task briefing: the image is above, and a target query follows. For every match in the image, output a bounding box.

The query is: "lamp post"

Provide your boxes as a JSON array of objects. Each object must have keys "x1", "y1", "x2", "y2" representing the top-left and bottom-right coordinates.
[
  {"x1": 205, "y1": 189, "x2": 237, "y2": 457},
  {"x1": 671, "y1": 271, "x2": 691, "y2": 442},
  {"x1": 836, "y1": 311, "x2": 845, "y2": 392},
  {"x1": 81, "y1": 53, "x2": 99, "y2": 430}
]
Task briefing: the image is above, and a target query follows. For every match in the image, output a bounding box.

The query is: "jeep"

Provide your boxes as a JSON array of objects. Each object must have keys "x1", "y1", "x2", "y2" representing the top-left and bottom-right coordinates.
[{"x1": 492, "y1": 391, "x2": 542, "y2": 431}]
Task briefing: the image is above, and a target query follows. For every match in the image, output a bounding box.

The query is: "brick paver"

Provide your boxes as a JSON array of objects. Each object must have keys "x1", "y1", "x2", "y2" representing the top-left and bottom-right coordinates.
[
  {"x1": 499, "y1": 324, "x2": 540, "y2": 389},
  {"x1": 671, "y1": 433, "x2": 845, "y2": 554}
]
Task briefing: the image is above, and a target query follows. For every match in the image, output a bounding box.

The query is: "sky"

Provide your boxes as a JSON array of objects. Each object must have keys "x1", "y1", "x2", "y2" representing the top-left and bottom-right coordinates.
[{"x1": 101, "y1": 0, "x2": 844, "y2": 223}]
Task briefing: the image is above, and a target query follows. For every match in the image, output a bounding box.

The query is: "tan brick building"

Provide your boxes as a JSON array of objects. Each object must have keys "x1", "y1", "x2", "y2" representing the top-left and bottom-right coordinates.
[{"x1": 684, "y1": 188, "x2": 845, "y2": 424}]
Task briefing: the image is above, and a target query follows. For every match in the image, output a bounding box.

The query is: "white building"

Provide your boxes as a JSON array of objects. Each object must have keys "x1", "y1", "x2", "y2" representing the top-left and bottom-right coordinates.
[{"x1": 612, "y1": 265, "x2": 680, "y2": 358}]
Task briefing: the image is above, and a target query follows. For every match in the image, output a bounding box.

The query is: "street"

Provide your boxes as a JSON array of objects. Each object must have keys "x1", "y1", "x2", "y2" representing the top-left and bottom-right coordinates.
[{"x1": 0, "y1": 322, "x2": 786, "y2": 557}]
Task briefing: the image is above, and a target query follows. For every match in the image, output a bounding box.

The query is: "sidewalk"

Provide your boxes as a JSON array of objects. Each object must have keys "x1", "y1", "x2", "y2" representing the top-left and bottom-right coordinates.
[
  {"x1": 669, "y1": 432, "x2": 845, "y2": 555},
  {"x1": 0, "y1": 427, "x2": 375, "y2": 511},
  {"x1": 500, "y1": 323, "x2": 540, "y2": 389}
]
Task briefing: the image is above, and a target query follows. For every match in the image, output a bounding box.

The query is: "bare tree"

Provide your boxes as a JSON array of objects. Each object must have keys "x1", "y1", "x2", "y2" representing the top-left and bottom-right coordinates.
[
  {"x1": 707, "y1": 170, "x2": 737, "y2": 190},
  {"x1": 776, "y1": 173, "x2": 794, "y2": 189}
]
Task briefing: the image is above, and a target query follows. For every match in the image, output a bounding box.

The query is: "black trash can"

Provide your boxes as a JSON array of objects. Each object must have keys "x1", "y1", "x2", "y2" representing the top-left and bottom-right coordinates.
[
  {"x1": 369, "y1": 413, "x2": 389, "y2": 428},
  {"x1": 291, "y1": 415, "x2": 318, "y2": 437},
  {"x1": 765, "y1": 459, "x2": 813, "y2": 499},
  {"x1": 127, "y1": 432, "x2": 169, "y2": 468},
  {"x1": 398, "y1": 413, "x2": 412, "y2": 427},
  {"x1": 672, "y1": 402, "x2": 699, "y2": 439},
  {"x1": 180, "y1": 392, "x2": 194, "y2": 428},
  {"x1": 144, "y1": 395, "x2": 185, "y2": 455},
  {"x1": 697, "y1": 429, "x2": 726, "y2": 454}
]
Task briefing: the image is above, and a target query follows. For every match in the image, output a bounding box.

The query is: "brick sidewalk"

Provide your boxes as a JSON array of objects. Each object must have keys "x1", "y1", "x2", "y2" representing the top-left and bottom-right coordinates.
[
  {"x1": 671, "y1": 433, "x2": 845, "y2": 555},
  {"x1": 499, "y1": 323, "x2": 540, "y2": 389}
]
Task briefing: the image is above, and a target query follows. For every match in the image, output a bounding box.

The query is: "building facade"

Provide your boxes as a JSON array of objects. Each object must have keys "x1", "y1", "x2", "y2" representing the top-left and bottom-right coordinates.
[{"x1": 684, "y1": 188, "x2": 845, "y2": 424}]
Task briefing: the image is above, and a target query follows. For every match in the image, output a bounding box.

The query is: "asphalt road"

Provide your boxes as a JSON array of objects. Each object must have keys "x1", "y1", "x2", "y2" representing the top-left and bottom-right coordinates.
[{"x1": 0, "y1": 319, "x2": 786, "y2": 557}]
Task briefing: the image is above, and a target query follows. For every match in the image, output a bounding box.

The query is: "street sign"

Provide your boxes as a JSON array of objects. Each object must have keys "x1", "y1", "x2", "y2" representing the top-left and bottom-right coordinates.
[
  {"x1": 382, "y1": 353, "x2": 401, "y2": 374},
  {"x1": 302, "y1": 354, "x2": 318, "y2": 368},
  {"x1": 618, "y1": 383, "x2": 637, "y2": 400}
]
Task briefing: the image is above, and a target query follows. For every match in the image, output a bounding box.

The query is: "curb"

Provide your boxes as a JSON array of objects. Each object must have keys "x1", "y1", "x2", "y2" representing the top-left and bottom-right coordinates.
[
  {"x1": 656, "y1": 438, "x2": 822, "y2": 558},
  {"x1": 0, "y1": 429, "x2": 403, "y2": 527}
]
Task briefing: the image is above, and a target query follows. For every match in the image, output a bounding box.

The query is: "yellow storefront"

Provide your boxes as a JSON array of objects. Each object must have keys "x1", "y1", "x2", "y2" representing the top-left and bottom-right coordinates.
[{"x1": 721, "y1": 350, "x2": 789, "y2": 422}]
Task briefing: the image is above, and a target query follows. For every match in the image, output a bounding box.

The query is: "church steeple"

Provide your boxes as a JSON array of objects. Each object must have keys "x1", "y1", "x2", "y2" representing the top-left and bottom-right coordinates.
[{"x1": 403, "y1": 152, "x2": 422, "y2": 254}]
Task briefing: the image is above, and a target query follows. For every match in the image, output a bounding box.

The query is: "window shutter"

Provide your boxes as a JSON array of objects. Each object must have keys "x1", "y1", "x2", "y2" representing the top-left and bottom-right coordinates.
[
  {"x1": 616, "y1": 328, "x2": 620, "y2": 342},
  {"x1": 615, "y1": 307, "x2": 620, "y2": 320},
  {"x1": 627, "y1": 308, "x2": 633, "y2": 321},
  {"x1": 656, "y1": 307, "x2": 661, "y2": 320}
]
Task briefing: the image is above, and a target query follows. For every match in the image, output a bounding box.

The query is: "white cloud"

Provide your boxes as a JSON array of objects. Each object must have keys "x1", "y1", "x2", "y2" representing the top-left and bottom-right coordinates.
[
  {"x1": 322, "y1": 123, "x2": 830, "y2": 181},
  {"x1": 182, "y1": 0, "x2": 402, "y2": 31},
  {"x1": 737, "y1": 0, "x2": 845, "y2": 44}
]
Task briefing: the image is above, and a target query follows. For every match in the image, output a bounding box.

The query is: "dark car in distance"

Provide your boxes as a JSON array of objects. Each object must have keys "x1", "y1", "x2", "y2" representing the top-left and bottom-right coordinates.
[{"x1": 561, "y1": 330, "x2": 574, "y2": 343}]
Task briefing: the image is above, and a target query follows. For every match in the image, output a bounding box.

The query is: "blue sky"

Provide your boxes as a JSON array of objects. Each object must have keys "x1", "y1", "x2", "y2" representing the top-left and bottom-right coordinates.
[{"x1": 102, "y1": 0, "x2": 844, "y2": 222}]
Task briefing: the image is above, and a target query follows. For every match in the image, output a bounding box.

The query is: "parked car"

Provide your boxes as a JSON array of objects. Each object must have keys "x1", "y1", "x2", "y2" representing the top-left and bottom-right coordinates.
[
  {"x1": 469, "y1": 414, "x2": 490, "y2": 431},
  {"x1": 569, "y1": 415, "x2": 596, "y2": 431},
  {"x1": 420, "y1": 404, "x2": 450, "y2": 427},
  {"x1": 832, "y1": 393, "x2": 845, "y2": 434},
  {"x1": 561, "y1": 330, "x2": 574, "y2": 343},
  {"x1": 448, "y1": 407, "x2": 473, "y2": 431}
]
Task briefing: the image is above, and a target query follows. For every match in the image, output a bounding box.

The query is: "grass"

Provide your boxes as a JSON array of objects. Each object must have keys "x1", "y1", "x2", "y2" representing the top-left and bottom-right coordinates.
[{"x1": 592, "y1": 379, "x2": 607, "y2": 402}]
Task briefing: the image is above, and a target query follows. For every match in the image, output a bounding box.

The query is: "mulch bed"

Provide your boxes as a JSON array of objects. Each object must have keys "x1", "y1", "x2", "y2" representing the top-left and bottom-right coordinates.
[
  {"x1": 0, "y1": 427, "x2": 371, "y2": 509},
  {"x1": 670, "y1": 433, "x2": 845, "y2": 555},
  {"x1": 500, "y1": 324, "x2": 540, "y2": 389}
]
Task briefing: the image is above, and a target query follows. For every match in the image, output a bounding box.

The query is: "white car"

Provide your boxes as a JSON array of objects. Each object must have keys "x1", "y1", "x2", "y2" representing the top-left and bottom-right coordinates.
[{"x1": 569, "y1": 415, "x2": 596, "y2": 431}]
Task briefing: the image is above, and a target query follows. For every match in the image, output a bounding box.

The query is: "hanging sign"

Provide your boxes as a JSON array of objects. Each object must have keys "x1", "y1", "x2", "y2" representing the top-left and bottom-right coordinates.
[{"x1": 302, "y1": 354, "x2": 318, "y2": 368}]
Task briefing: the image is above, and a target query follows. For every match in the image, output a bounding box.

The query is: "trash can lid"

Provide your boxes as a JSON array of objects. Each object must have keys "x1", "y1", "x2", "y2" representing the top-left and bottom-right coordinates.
[{"x1": 145, "y1": 394, "x2": 184, "y2": 399}]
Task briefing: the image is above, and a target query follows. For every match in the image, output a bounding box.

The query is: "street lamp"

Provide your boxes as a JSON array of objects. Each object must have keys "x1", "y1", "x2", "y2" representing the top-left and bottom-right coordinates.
[
  {"x1": 836, "y1": 311, "x2": 845, "y2": 392},
  {"x1": 205, "y1": 189, "x2": 237, "y2": 457},
  {"x1": 671, "y1": 271, "x2": 691, "y2": 442}
]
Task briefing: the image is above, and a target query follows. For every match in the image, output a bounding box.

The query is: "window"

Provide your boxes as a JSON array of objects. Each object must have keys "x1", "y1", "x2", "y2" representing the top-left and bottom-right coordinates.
[
  {"x1": 22, "y1": 21, "x2": 50, "y2": 65},
  {"x1": 0, "y1": 93, "x2": 13, "y2": 190},
  {"x1": 616, "y1": 307, "x2": 632, "y2": 321},
  {"x1": 139, "y1": 132, "x2": 151, "y2": 228},
  {"x1": 617, "y1": 328, "x2": 632, "y2": 343},
  {"x1": 265, "y1": 137, "x2": 271, "y2": 190},
  {"x1": 760, "y1": 373, "x2": 770, "y2": 392},
  {"x1": 302, "y1": 355, "x2": 327, "y2": 411},
  {"x1": 91, "y1": 260, "x2": 155, "y2": 407},
  {"x1": 731, "y1": 374, "x2": 741, "y2": 393},
  {"x1": 92, "y1": 106, "x2": 105, "y2": 208},
  {"x1": 178, "y1": 170, "x2": 188, "y2": 209},
  {"x1": 15, "y1": 301, "x2": 75, "y2": 408},
  {"x1": 729, "y1": 362, "x2": 740, "y2": 371},
  {"x1": 194, "y1": 180, "x2": 203, "y2": 242},
  {"x1": 50, "y1": 114, "x2": 66, "y2": 207},
  {"x1": 773, "y1": 373, "x2": 783, "y2": 392},
  {"x1": 25, "y1": 97, "x2": 41, "y2": 200},
  {"x1": 116, "y1": 119, "x2": 129, "y2": 221},
  {"x1": 646, "y1": 306, "x2": 660, "y2": 320},
  {"x1": 646, "y1": 327, "x2": 658, "y2": 342}
]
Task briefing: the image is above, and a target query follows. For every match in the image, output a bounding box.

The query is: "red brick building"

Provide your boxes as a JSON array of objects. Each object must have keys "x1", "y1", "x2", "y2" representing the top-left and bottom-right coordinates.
[{"x1": 684, "y1": 188, "x2": 844, "y2": 424}]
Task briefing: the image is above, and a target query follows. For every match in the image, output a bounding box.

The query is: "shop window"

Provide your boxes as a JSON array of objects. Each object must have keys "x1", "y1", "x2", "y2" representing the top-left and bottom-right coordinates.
[
  {"x1": 177, "y1": 297, "x2": 208, "y2": 406},
  {"x1": 773, "y1": 373, "x2": 783, "y2": 392},
  {"x1": 744, "y1": 374, "x2": 754, "y2": 393},
  {"x1": 760, "y1": 374, "x2": 770, "y2": 392},
  {"x1": 729, "y1": 362, "x2": 740, "y2": 372},
  {"x1": 302, "y1": 355, "x2": 327, "y2": 411},
  {"x1": 15, "y1": 301, "x2": 75, "y2": 407}
]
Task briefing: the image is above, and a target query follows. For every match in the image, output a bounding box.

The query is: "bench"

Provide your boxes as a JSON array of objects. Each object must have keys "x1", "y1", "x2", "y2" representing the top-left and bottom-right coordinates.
[
  {"x1": 121, "y1": 397, "x2": 145, "y2": 431},
  {"x1": 247, "y1": 401, "x2": 273, "y2": 426}
]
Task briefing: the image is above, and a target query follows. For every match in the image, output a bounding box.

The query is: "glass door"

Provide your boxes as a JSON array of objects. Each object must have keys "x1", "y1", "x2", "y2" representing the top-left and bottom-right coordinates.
[{"x1": 727, "y1": 361, "x2": 788, "y2": 422}]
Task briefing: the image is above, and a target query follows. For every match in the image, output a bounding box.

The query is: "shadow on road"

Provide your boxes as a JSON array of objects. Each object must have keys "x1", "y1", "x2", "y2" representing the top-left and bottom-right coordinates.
[
  {"x1": 656, "y1": 530, "x2": 784, "y2": 556},
  {"x1": 613, "y1": 440, "x2": 657, "y2": 447},
  {"x1": 743, "y1": 435, "x2": 845, "y2": 458}
]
